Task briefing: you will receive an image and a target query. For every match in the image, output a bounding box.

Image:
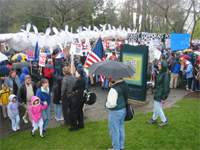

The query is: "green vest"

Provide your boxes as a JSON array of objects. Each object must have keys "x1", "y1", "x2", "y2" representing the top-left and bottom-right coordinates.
[{"x1": 110, "y1": 81, "x2": 127, "y2": 110}]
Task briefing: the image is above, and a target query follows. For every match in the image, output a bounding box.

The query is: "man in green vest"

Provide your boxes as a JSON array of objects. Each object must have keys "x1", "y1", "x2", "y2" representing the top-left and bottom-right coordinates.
[{"x1": 106, "y1": 79, "x2": 129, "y2": 150}]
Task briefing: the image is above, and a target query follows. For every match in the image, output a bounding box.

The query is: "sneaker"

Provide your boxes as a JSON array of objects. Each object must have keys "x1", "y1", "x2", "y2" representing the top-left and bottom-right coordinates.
[
  {"x1": 55, "y1": 117, "x2": 64, "y2": 121},
  {"x1": 16, "y1": 127, "x2": 20, "y2": 131},
  {"x1": 147, "y1": 118, "x2": 157, "y2": 124},
  {"x1": 23, "y1": 116, "x2": 28, "y2": 124},
  {"x1": 58, "y1": 117, "x2": 64, "y2": 121},
  {"x1": 31, "y1": 131, "x2": 35, "y2": 137},
  {"x1": 68, "y1": 127, "x2": 79, "y2": 131},
  {"x1": 55, "y1": 117, "x2": 59, "y2": 122},
  {"x1": 159, "y1": 120, "x2": 168, "y2": 127},
  {"x1": 40, "y1": 134, "x2": 45, "y2": 138},
  {"x1": 12, "y1": 128, "x2": 17, "y2": 132}
]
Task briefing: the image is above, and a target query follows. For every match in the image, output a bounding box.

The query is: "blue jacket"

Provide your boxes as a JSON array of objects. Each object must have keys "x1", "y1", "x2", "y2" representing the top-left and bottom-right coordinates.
[
  {"x1": 36, "y1": 88, "x2": 51, "y2": 105},
  {"x1": 4, "y1": 76, "x2": 21, "y2": 90},
  {"x1": 185, "y1": 63, "x2": 193, "y2": 79},
  {"x1": 171, "y1": 63, "x2": 181, "y2": 74},
  {"x1": 19, "y1": 67, "x2": 29, "y2": 83},
  {"x1": 0, "y1": 64, "x2": 10, "y2": 77}
]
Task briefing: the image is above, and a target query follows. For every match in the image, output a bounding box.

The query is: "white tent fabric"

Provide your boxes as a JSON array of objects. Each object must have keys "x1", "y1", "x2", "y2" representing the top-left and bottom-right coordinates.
[
  {"x1": 0, "y1": 33, "x2": 13, "y2": 42},
  {"x1": 0, "y1": 52, "x2": 8, "y2": 62}
]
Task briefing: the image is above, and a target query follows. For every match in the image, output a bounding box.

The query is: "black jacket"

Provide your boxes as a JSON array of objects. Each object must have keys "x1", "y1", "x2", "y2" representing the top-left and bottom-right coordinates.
[
  {"x1": 53, "y1": 76, "x2": 63, "y2": 104},
  {"x1": 18, "y1": 83, "x2": 37, "y2": 104},
  {"x1": 72, "y1": 78, "x2": 86, "y2": 102},
  {"x1": 61, "y1": 75, "x2": 76, "y2": 101}
]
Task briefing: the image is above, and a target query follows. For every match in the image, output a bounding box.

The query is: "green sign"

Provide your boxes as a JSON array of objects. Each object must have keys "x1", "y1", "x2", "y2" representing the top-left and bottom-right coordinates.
[{"x1": 121, "y1": 44, "x2": 149, "y2": 101}]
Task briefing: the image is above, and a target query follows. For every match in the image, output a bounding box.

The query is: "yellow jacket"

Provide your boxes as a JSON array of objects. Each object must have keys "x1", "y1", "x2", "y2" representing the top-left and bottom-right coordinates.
[{"x1": 0, "y1": 88, "x2": 11, "y2": 105}]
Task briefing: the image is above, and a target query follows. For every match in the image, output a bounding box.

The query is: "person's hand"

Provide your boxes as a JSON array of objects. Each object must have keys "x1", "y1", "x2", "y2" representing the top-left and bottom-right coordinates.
[{"x1": 43, "y1": 101, "x2": 48, "y2": 105}]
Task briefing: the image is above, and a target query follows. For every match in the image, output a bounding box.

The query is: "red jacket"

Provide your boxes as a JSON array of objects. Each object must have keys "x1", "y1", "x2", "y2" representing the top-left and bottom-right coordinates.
[{"x1": 43, "y1": 67, "x2": 54, "y2": 79}]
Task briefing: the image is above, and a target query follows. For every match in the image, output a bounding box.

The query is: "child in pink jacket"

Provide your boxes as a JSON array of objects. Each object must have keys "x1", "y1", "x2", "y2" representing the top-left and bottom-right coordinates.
[{"x1": 29, "y1": 96, "x2": 47, "y2": 138}]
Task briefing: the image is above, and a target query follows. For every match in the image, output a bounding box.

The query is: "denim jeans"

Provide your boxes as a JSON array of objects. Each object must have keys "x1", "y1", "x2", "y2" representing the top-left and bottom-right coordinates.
[
  {"x1": 102, "y1": 79, "x2": 109, "y2": 89},
  {"x1": 32, "y1": 118, "x2": 44, "y2": 136},
  {"x1": 10, "y1": 114, "x2": 20, "y2": 131},
  {"x1": 152, "y1": 100, "x2": 167, "y2": 122},
  {"x1": 192, "y1": 78, "x2": 200, "y2": 91},
  {"x1": 42, "y1": 106, "x2": 51, "y2": 130},
  {"x1": 186, "y1": 77, "x2": 193, "y2": 89},
  {"x1": 108, "y1": 108, "x2": 126, "y2": 150},
  {"x1": 54, "y1": 104, "x2": 63, "y2": 120}
]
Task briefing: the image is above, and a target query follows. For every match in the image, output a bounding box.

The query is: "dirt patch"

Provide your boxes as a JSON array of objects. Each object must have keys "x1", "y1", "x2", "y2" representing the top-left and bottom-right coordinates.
[{"x1": 184, "y1": 91, "x2": 200, "y2": 99}]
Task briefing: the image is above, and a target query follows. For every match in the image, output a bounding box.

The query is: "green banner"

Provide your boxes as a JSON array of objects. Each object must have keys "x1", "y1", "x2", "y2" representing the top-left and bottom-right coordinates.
[{"x1": 121, "y1": 44, "x2": 149, "y2": 101}]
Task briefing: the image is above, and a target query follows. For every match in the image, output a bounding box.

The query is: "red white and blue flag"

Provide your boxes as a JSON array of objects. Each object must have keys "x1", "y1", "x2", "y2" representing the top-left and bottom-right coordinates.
[
  {"x1": 84, "y1": 38, "x2": 105, "y2": 83},
  {"x1": 84, "y1": 38, "x2": 104, "y2": 68}
]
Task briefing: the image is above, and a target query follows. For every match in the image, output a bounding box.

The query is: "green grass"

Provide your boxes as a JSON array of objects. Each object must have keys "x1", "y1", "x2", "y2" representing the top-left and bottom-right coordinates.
[{"x1": 1, "y1": 98, "x2": 200, "y2": 150}]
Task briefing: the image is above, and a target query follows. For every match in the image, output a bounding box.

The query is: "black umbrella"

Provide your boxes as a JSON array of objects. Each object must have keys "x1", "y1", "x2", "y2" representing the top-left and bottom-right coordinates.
[{"x1": 89, "y1": 61, "x2": 135, "y2": 80}]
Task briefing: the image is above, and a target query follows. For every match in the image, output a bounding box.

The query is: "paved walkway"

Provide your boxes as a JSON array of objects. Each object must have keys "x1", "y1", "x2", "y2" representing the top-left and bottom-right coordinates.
[
  {"x1": 84, "y1": 87, "x2": 191, "y2": 121},
  {"x1": 0, "y1": 87, "x2": 198, "y2": 138}
]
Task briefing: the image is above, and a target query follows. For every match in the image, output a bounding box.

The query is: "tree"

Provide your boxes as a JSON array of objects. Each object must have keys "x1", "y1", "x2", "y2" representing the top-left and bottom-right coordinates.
[
  {"x1": 49, "y1": 0, "x2": 99, "y2": 30},
  {"x1": 119, "y1": 0, "x2": 135, "y2": 29},
  {"x1": 191, "y1": 0, "x2": 200, "y2": 39},
  {"x1": 193, "y1": 20, "x2": 200, "y2": 39},
  {"x1": 0, "y1": 0, "x2": 199, "y2": 35}
]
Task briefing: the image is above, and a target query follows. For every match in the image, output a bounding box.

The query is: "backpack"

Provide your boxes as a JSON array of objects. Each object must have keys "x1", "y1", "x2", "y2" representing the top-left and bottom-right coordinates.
[{"x1": 83, "y1": 89, "x2": 96, "y2": 105}]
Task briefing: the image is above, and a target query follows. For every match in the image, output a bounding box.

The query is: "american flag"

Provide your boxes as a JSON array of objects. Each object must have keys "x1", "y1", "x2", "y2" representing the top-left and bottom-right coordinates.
[
  {"x1": 84, "y1": 38, "x2": 104, "y2": 68},
  {"x1": 84, "y1": 38, "x2": 105, "y2": 83}
]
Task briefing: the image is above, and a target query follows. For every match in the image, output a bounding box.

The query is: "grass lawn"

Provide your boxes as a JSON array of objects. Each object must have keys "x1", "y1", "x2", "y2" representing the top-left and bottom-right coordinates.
[{"x1": 1, "y1": 98, "x2": 200, "y2": 150}]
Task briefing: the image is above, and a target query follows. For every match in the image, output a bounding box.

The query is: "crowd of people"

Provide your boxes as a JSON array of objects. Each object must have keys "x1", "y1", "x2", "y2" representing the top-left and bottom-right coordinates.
[
  {"x1": 150, "y1": 49, "x2": 200, "y2": 92},
  {"x1": 0, "y1": 53, "x2": 90, "y2": 137},
  {"x1": 0, "y1": 43, "x2": 200, "y2": 150}
]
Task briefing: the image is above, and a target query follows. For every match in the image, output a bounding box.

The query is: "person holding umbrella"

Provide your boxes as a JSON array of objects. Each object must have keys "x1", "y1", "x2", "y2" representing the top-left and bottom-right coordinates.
[
  {"x1": 89, "y1": 61, "x2": 135, "y2": 150},
  {"x1": 106, "y1": 78, "x2": 129, "y2": 150}
]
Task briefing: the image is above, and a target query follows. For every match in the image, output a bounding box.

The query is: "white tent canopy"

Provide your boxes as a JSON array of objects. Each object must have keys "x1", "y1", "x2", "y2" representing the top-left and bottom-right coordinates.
[{"x1": 0, "y1": 52, "x2": 8, "y2": 62}]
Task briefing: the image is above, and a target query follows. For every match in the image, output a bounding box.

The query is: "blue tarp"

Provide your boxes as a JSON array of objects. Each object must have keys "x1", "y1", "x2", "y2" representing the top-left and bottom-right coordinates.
[{"x1": 170, "y1": 33, "x2": 191, "y2": 51}]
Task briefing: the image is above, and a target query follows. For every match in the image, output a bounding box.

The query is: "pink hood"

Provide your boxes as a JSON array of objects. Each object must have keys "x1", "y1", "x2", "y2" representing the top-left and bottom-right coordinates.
[
  {"x1": 31, "y1": 96, "x2": 41, "y2": 106},
  {"x1": 28, "y1": 96, "x2": 47, "y2": 123}
]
